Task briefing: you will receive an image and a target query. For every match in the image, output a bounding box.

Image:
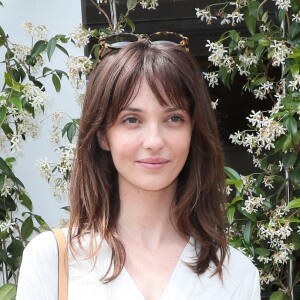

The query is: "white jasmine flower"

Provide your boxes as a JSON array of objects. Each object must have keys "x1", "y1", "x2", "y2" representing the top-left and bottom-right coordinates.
[
  {"x1": 195, "y1": 8, "x2": 216, "y2": 24},
  {"x1": 140, "y1": 0, "x2": 158, "y2": 10},
  {"x1": 260, "y1": 272, "x2": 275, "y2": 285},
  {"x1": 226, "y1": 185, "x2": 233, "y2": 195},
  {"x1": 68, "y1": 23, "x2": 91, "y2": 48},
  {"x1": 278, "y1": 161, "x2": 284, "y2": 171},
  {"x1": 242, "y1": 194, "x2": 264, "y2": 214},
  {"x1": 203, "y1": 72, "x2": 219, "y2": 88},
  {"x1": 273, "y1": 0, "x2": 291, "y2": 11},
  {"x1": 67, "y1": 56, "x2": 93, "y2": 89},
  {"x1": 51, "y1": 110, "x2": 65, "y2": 124},
  {"x1": 292, "y1": 12, "x2": 300, "y2": 23},
  {"x1": 0, "y1": 219, "x2": 15, "y2": 233},
  {"x1": 51, "y1": 178, "x2": 69, "y2": 199},
  {"x1": 12, "y1": 44, "x2": 31, "y2": 63},
  {"x1": 211, "y1": 99, "x2": 219, "y2": 109},
  {"x1": 227, "y1": 11, "x2": 244, "y2": 25},
  {"x1": 22, "y1": 22, "x2": 48, "y2": 40},
  {"x1": 1, "y1": 177, "x2": 15, "y2": 197},
  {"x1": 23, "y1": 82, "x2": 49, "y2": 112},
  {"x1": 36, "y1": 158, "x2": 53, "y2": 180},
  {"x1": 270, "y1": 40, "x2": 292, "y2": 67},
  {"x1": 11, "y1": 133, "x2": 21, "y2": 153}
]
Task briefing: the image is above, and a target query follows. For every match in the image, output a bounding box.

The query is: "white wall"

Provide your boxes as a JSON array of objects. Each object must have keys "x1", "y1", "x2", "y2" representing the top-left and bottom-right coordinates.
[{"x1": 0, "y1": 0, "x2": 83, "y2": 227}]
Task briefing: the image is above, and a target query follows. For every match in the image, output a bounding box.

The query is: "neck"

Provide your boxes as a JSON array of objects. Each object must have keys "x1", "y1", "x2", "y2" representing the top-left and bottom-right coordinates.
[{"x1": 117, "y1": 181, "x2": 179, "y2": 248}]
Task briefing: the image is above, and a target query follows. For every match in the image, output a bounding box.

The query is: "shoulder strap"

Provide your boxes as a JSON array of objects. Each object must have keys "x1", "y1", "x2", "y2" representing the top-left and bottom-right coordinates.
[{"x1": 52, "y1": 228, "x2": 68, "y2": 300}]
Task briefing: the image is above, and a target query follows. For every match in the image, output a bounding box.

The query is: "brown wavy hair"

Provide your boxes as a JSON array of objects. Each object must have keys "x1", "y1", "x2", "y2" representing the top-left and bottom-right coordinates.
[{"x1": 68, "y1": 40, "x2": 227, "y2": 282}]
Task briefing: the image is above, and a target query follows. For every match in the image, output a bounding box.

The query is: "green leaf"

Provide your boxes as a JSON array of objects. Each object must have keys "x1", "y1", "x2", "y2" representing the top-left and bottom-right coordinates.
[
  {"x1": 224, "y1": 166, "x2": 241, "y2": 180},
  {"x1": 56, "y1": 44, "x2": 69, "y2": 56},
  {"x1": 127, "y1": 0, "x2": 137, "y2": 10},
  {"x1": 244, "y1": 9, "x2": 256, "y2": 35},
  {"x1": 61, "y1": 205, "x2": 70, "y2": 211},
  {"x1": 0, "y1": 249, "x2": 7, "y2": 263},
  {"x1": 285, "y1": 115, "x2": 298, "y2": 136},
  {"x1": 47, "y1": 37, "x2": 57, "y2": 60},
  {"x1": 255, "y1": 44, "x2": 265, "y2": 59},
  {"x1": 270, "y1": 290, "x2": 289, "y2": 300},
  {"x1": 282, "y1": 134, "x2": 293, "y2": 152},
  {"x1": 283, "y1": 152, "x2": 297, "y2": 169},
  {"x1": 255, "y1": 247, "x2": 270, "y2": 257},
  {"x1": 34, "y1": 214, "x2": 50, "y2": 230},
  {"x1": 55, "y1": 69, "x2": 68, "y2": 79},
  {"x1": 7, "y1": 239, "x2": 24, "y2": 257},
  {"x1": 31, "y1": 40, "x2": 47, "y2": 57},
  {"x1": 52, "y1": 74, "x2": 61, "y2": 92},
  {"x1": 230, "y1": 196, "x2": 243, "y2": 205},
  {"x1": 227, "y1": 206, "x2": 235, "y2": 225},
  {"x1": 62, "y1": 122, "x2": 72, "y2": 137},
  {"x1": 289, "y1": 231, "x2": 300, "y2": 250},
  {"x1": 21, "y1": 217, "x2": 34, "y2": 239},
  {"x1": 126, "y1": 17, "x2": 136, "y2": 32},
  {"x1": 0, "y1": 106, "x2": 7, "y2": 126},
  {"x1": 252, "y1": 76, "x2": 267, "y2": 87},
  {"x1": 4, "y1": 72, "x2": 12, "y2": 87},
  {"x1": 258, "y1": 38, "x2": 270, "y2": 46},
  {"x1": 290, "y1": 21, "x2": 300, "y2": 40},
  {"x1": 291, "y1": 64, "x2": 300, "y2": 77},
  {"x1": 42, "y1": 67, "x2": 52, "y2": 76},
  {"x1": 0, "y1": 157, "x2": 14, "y2": 178},
  {"x1": 243, "y1": 221, "x2": 252, "y2": 245},
  {"x1": 278, "y1": 9, "x2": 286, "y2": 23},
  {"x1": 19, "y1": 193, "x2": 33, "y2": 211},
  {"x1": 8, "y1": 97, "x2": 22, "y2": 112},
  {"x1": 234, "y1": 180, "x2": 243, "y2": 192},
  {"x1": 0, "y1": 25, "x2": 6, "y2": 46},
  {"x1": 0, "y1": 174, "x2": 4, "y2": 190},
  {"x1": 67, "y1": 122, "x2": 77, "y2": 142},
  {"x1": 0, "y1": 283, "x2": 17, "y2": 300},
  {"x1": 287, "y1": 198, "x2": 300, "y2": 210},
  {"x1": 262, "y1": 10, "x2": 268, "y2": 23}
]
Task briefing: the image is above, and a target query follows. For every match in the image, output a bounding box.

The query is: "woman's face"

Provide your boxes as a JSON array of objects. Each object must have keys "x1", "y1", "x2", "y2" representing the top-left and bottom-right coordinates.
[{"x1": 100, "y1": 79, "x2": 192, "y2": 194}]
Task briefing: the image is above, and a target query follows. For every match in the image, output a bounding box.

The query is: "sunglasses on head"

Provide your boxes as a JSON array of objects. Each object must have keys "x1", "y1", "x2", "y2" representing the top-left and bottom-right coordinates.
[{"x1": 98, "y1": 31, "x2": 189, "y2": 60}]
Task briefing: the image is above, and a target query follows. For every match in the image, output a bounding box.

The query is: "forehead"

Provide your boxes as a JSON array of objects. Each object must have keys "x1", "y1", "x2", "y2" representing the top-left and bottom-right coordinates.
[{"x1": 124, "y1": 78, "x2": 188, "y2": 111}]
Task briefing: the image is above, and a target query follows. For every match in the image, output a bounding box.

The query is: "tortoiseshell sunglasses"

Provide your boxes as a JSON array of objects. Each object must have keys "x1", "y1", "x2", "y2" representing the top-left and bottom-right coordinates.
[{"x1": 98, "y1": 31, "x2": 189, "y2": 60}]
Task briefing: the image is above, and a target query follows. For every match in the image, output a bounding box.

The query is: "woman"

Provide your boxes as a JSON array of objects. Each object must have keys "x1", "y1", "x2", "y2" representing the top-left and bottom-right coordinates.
[{"x1": 17, "y1": 33, "x2": 260, "y2": 299}]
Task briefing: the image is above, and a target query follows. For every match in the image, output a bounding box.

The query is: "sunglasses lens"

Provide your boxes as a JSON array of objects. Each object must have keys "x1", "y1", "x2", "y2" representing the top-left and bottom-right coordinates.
[
  {"x1": 109, "y1": 41, "x2": 132, "y2": 48},
  {"x1": 106, "y1": 34, "x2": 138, "y2": 48},
  {"x1": 151, "y1": 33, "x2": 182, "y2": 44}
]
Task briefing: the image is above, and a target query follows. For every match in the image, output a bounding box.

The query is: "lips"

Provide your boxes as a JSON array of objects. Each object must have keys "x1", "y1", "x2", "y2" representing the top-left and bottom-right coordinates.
[{"x1": 136, "y1": 157, "x2": 170, "y2": 169}]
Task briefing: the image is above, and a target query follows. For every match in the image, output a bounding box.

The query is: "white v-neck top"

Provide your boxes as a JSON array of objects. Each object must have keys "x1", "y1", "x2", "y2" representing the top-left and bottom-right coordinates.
[{"x1": 16, "y1": 229, "x2": 261, "y2": 300}]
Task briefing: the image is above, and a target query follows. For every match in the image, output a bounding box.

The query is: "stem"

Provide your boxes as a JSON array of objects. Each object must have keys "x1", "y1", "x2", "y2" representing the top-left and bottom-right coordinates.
[
  {"x1": 285, "y1": 169, "x2": 294, "y2": 299},
  {"x1": 0, "y1": 241, "x2": 8, "y2": 284},
  {"x1": 89, "y1": 0, "x2": 112, "y2": 29},
  {"x1": 109, "y1": 0, "x2": 117, "y2": 32}
]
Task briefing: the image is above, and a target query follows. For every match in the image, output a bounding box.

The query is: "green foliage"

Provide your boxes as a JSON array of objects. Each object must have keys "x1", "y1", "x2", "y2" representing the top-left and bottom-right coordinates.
[
  {"x1": 0, "y1": 284, "x2": 17, "y2": 300},
  {"x1": 196, "y1": 0, "x2": 300, "y2": 297}
]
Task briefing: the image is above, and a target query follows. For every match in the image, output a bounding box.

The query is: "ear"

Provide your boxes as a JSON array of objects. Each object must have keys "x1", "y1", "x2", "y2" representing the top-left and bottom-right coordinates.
[{"x1": 97, "y1": 132, "x2": 110, "y2": 151}]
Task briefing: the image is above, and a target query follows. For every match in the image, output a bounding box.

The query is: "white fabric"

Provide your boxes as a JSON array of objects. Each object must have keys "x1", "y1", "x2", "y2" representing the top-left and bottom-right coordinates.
[{"x1": 16, "y1": 229, "x2": 261, "y2": 300}]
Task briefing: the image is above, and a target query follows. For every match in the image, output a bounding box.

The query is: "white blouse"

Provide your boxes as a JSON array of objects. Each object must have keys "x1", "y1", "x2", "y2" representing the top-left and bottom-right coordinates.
[{"x1": 16, "y1": 229, "x2": 261, "y2": 300}]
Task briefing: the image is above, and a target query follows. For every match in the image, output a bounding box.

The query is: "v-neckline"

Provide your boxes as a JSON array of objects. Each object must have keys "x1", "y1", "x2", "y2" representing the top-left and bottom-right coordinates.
[{"x1": 122, "y1": 237, "x2": 193, "y2": 300}]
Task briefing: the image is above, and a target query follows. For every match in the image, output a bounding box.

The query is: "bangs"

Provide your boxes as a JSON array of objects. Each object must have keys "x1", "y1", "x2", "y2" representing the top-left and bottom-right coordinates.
[{"x1": 104, "y1": 41, "x2": 194, "y2": 127}]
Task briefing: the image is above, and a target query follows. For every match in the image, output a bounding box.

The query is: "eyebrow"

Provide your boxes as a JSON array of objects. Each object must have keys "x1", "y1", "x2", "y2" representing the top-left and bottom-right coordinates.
[{"x1": 122, "y1": 107, "x2": 184, "y2": 113}]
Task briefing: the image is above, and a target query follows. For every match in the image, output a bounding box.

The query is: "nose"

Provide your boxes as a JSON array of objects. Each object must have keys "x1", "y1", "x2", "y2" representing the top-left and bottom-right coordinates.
[{"x1": 142, "y1": 123, "x2": 165, "y2": 151}]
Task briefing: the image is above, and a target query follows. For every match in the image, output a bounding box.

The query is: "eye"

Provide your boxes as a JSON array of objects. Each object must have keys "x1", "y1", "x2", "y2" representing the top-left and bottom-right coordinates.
[
  {"x1": 168, "y1": 115, "x2": 183, "y2": 123},
  {"x1": 122, "y1": 116, "x2": 139, "y2": 124}
]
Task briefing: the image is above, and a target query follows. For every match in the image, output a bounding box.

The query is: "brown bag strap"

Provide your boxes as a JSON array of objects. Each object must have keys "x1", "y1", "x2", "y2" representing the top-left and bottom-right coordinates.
[{"x1": 52, "y1": 228, "x2": 68, "y2": 300}]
